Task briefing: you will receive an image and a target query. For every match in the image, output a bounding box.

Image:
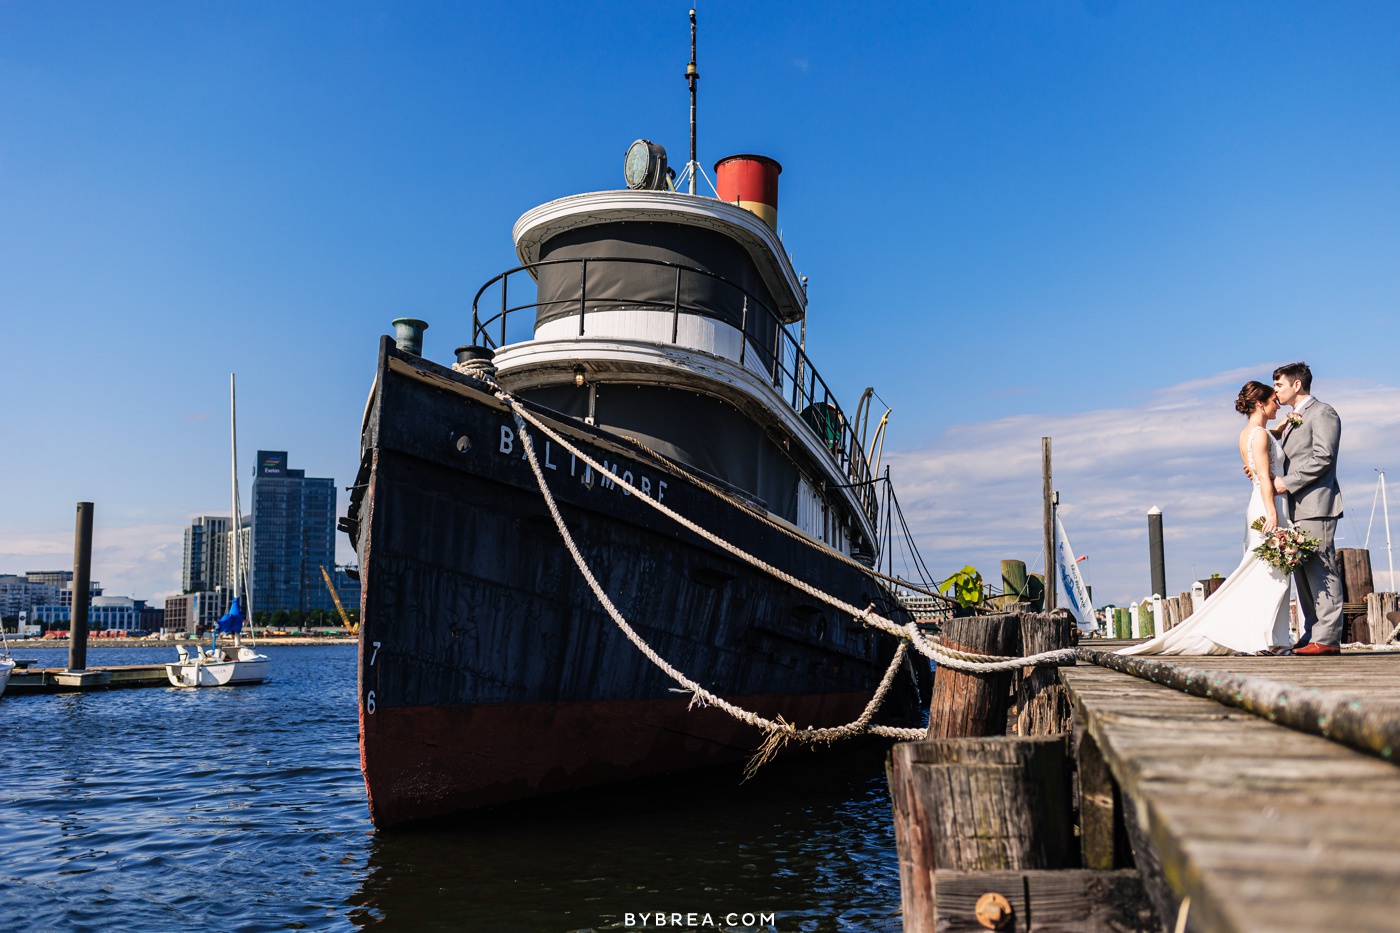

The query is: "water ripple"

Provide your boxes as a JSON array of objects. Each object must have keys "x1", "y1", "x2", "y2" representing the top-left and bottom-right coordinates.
[{"x1": 1, "y1": 645, "x2": 905, "y2": 931}]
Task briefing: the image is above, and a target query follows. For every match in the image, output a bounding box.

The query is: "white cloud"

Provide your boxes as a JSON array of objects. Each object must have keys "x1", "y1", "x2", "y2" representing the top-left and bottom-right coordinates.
[
  {"x1": 1, "y1": 522, "x2": 186, "y2": 606},
  {"x1": 885, "y1": 372, "x2": 1400, "y2": 604},
  {"x1": 6, "y1": 369, "x2": 1396, "y2": 609}
]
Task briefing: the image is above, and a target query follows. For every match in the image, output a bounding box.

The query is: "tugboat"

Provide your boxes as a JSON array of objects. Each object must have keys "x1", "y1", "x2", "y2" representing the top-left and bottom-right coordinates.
[{"x1": 346, "y1": 22, "x2": 923, "y2": 828}]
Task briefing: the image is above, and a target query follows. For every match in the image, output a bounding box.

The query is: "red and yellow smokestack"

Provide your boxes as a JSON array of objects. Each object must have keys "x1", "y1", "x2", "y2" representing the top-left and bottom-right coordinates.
[{"x1": 714, "y1": 154, "x2": 782, "y2": 229}]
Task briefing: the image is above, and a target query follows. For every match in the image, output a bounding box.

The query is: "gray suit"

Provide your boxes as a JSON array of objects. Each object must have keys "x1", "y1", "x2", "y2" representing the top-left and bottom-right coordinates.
[{"x1": 1279, "y1": 397, "x2": 1344, "y2": 646}]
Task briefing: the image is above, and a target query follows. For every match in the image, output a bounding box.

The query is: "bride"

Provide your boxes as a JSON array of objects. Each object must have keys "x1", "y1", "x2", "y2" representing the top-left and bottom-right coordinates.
[{"x1": 1120, "y1": 381, "x2": 1293, "y2": 656}]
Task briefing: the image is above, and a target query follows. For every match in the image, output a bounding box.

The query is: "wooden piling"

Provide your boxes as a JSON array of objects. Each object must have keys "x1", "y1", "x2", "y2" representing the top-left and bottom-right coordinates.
[
  {"x1": 1162, "y1": 597, "x2": 1180, "y2": 632},
  {"x1": 1026, "y1": 573, "x2": 1045, "y2": 612},
  {"x1": 1366, "y1": 592, "x2": 1399, "y2": 644},
  {"x1": 926, "y1": 612, "x2": 1021, "y2": 739},
  {"x1": 1136, "y1": 602, "x2": 1154, "y2": 638},
  {"x1": 69, "y1": 502, "x2": 95, "y2": 672},
  {"x1": 1339, "y1": 548, "x2": 1374, "y2": 642},
  {"x1": 887, "y1": 736, "x2": 1079, "y2": 933},
  {"x1": 1000, "y1": 560, "x2": 1028, "y2": 606},
  {"x1": 1015, "y1": 609, "x2": 1076, "y2": 737},
  {"x1": 1042, "y1": 438, "x2": 1056, "y2": 612}
]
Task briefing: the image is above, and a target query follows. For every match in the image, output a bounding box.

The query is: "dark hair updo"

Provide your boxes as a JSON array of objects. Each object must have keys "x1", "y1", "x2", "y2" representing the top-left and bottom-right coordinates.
[{"x1": 1236, "y1": 381, "x2": 1273, "y2": 416}]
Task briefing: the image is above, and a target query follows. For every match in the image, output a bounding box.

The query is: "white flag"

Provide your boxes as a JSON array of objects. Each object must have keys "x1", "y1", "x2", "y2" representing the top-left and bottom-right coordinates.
[{"x1": 1054, "y1": 514, "x2": 1096, "y2": 633}]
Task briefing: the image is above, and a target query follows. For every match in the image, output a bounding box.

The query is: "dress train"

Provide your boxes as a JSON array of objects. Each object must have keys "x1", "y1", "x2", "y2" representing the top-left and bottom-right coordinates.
[{"x1": 1120, "y1": 428, "x2": 1291, "y2": 656}]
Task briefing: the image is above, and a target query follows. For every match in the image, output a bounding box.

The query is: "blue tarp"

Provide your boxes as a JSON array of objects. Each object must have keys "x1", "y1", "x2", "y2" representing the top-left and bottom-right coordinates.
[{"x1": 216, "y1": 596, "x2": 245, "y2": 635}]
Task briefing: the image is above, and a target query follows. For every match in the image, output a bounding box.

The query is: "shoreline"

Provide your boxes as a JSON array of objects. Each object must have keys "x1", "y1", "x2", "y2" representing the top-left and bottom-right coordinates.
[{"x1": 6, "y1": 636, "x2": 357, "y2": 650}]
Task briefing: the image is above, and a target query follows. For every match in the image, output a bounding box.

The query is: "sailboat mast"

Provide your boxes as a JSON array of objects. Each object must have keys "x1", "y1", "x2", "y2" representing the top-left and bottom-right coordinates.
[
  {"x1": 1383, "y1": 471, "x2": 1394, "y2": 591},
  {"x1": 230, "y1": 373, "x2": 241, "y2": 603}
]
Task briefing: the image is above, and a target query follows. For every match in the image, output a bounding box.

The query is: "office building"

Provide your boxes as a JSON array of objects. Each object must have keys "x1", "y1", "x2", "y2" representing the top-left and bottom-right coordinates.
[
  {"x1": 251, "y1": 450, "x2": 336, "y2": 614},
  {"x1": 31, "y1": 595, "x2": 155, "y2": 632},
  {"x1": 163, "y1": 590, "x2": 231, "y2": 635},
  {"x1": 25, "y1": 570, "x2": 72, "y2": 589},
  {"x1": 0, "y1": 574, "x2": 60, "y2": 620},
  {"x1": 182, "y1": 516, "x2": 231, "y2": 593}
]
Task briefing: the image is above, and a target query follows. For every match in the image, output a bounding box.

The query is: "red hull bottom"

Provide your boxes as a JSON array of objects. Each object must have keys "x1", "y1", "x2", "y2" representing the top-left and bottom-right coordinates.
[{"x1": 360, "y1": 690, "x2": 872, "y2": 827}]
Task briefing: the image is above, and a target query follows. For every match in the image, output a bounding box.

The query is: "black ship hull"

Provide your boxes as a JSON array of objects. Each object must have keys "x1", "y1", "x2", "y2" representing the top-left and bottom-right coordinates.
[{"x1": 352, "y1": 342, "x2": 922, "y2": 827}]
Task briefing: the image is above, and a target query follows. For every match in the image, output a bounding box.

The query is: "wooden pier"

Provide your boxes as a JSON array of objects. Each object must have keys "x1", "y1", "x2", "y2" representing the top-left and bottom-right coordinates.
[
  {"x1": 889, "y1": 618, "x2": 1400, "y2": 932},
  {"x1": 1066, "y1": 651, "x2": 1400, "y2": 933},
  {"x1": 5, "y1": 664, "x2": 170, "y2": 695}
]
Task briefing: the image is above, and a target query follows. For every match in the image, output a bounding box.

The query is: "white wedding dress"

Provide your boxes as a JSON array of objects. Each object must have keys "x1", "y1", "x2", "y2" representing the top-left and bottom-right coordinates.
[{"x1": 1119, "y1": 427, "x2": 1292, "y2": 656}]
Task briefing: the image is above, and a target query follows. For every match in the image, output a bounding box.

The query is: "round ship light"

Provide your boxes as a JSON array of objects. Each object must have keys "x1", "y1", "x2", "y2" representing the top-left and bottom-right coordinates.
[{"x1": 624, "y1": 139, "x2": 670, "y2": 191}]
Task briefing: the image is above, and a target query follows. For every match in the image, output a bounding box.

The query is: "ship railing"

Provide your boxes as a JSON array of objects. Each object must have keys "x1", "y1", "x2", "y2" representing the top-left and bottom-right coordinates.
[{"x1": 471, "y1": 257, "x2": 878, "y2": 523}]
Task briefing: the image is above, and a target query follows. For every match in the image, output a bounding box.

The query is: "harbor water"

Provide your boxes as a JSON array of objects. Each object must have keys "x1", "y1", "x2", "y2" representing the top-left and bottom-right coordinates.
[{"x1": 0, "y1": 644, "x2": 906, "y2": 931}]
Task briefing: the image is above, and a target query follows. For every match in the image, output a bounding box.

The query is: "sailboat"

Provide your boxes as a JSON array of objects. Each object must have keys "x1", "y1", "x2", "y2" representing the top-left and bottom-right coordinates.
[
  {"x1": 166, "y1": 374, "x2": 270, "y2": 688},
  {"x1": 0, "y1": 627, "x2": 14, "y2": 698},
  {"x1": 1364, "y1": 470, "x2": 1394, "y2": 593}
]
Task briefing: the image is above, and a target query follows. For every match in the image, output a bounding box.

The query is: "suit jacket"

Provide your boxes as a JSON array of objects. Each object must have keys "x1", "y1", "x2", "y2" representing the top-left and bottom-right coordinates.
[{"x1": 1280, "y1": 397, "x2": 1343, "y2": 520}]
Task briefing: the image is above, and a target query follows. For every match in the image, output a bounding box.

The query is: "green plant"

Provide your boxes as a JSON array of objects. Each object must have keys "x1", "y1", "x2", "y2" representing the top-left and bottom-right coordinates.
[{"x1": 938, "y1": 565, "x2": 985, "y2": 609}]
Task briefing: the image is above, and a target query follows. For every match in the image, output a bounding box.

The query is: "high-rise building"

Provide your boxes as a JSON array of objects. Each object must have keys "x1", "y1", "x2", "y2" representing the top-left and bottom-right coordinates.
[
  {"x1": 182, "y1": 515, "x2": 231, "y2": 593},
  {"x1": 0, "y1": 574, "x2": 60, "y2": 622},
  {"x1": 250, "y1": 450, "x2": 336, "y2": 614},
  {"x1": 227, "y1": 517, "x2": 251, "y2": 594}
]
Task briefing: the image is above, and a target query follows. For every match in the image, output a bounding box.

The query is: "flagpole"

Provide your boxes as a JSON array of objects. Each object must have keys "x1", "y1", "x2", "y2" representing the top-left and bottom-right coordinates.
[{"x1": 1042, "y1": 438, "x2": 1056, "y2": 611}]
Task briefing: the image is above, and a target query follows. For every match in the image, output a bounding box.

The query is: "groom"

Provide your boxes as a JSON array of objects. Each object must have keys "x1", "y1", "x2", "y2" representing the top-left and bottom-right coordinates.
[{"x1": 1272, "y1": 362, "x2": 1345, "y2": 655}]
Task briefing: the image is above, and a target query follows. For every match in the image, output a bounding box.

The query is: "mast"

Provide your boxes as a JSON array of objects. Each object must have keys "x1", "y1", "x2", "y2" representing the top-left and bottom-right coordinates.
[
  {"x1": 686, "y1": 8, "x2": 698, "y2": 195},
  {"x1": 1369, "y1": 471, "x2": 1395, "y2": 591},
  {"x1": 229, "y1": 373, "x2": 243, "y2": 643},
  {"x1": 1385, "y1": 472, "x2": 1394, "y2": 592}
]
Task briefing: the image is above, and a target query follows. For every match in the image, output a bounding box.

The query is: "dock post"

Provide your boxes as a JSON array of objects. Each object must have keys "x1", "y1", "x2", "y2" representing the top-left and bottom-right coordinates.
[
  {"x1": 69, "y1": 501, "x2": 94, "y2": 672},
  {"x1": 926, "y1": 612, "x2": 1020, "y2": 739},
  {"x1": 1016, "y1": 609, "x2": 1076, "y2": 737},
  {"x1": 1339, "y1": 547, "x2": 1375, "y2": 641},
  {"x1": 1000, "y1": 559, "x2": 1028, "y2": 608},
  {"x1": 1042, "y1": 439, "x2": 1056, "y2": 611},
  {"x1": 886, "y1": 736, "x2": 1078, "y2": 933},
  {"x1": 1147, "y1": 507, "x2": 1166, "y2": 600}
]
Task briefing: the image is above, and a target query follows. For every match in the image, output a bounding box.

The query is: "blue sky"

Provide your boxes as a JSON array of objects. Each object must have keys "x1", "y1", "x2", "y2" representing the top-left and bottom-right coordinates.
[{"x1": 2, "y1": 1, "x2": 1397, "y2": 606}]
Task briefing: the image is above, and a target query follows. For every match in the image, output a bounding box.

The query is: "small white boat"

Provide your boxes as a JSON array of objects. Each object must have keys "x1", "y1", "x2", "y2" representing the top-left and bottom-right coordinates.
[
  {"x1": 166, "y1": 637, "x2": 269, "y2": 687},
  {"x1": 0, "y1": 622, "x2": 14, "y2": 697},
  {"x1": 167, "y1": 374, "x2": 270, "y2": 689}
]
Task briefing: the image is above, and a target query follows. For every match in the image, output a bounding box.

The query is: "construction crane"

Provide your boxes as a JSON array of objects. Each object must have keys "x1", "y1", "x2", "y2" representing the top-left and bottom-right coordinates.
[{"x1": 320, "y1": 564, "x2": 357, "y2": 634}]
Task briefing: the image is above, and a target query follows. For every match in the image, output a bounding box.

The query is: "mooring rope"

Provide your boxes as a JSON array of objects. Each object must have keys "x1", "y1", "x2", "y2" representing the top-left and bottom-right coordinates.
[
  {"x1": 486, "y1": 386, "x2": 1080, "y2": 772},
  {"x1": 613, "y1": 428, "x2": 970, "y2": 612},
  {"x1": 505, "y1": 398, "x2": 928, "y2": 768},
  {"x1": 501, "y1": 393, "x2": 1078, "y2": 675}
]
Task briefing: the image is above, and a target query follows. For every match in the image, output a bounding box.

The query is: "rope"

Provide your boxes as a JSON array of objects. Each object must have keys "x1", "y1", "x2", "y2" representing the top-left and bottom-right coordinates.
[
  {"x1": 506, "y1": 399, "x2": 919, "y2": 774},
  {"x1": 506, "y1": 395, "x2": 1077, "y2": 675},
  {"x1": 452, "y1": 358, "x2": 499, "y2": 386},
  {"x1": 490, "y1": 387, "x2": 1083, "y2": 777},
  {"x1": 616, "y1": 427, "x2": 967, "y2": 611}
]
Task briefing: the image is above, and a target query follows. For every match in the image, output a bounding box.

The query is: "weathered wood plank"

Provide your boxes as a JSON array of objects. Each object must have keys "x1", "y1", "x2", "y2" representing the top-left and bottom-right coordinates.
[
  {"x1": 1080, "y1": 649, "x2": 1400, "y2": 762},
  {"x1": 932, "y1": 869, "x2": 1158, "y2": 932},
  {"x1": 1063, "y1": 659, "x2": 1400, "y2": 933}
]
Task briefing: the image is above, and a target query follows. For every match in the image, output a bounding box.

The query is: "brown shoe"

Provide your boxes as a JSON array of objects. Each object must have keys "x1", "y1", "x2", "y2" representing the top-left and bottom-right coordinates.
[{"x1": 1292, "y1": 642, "x2": 1340, "y2": 656}]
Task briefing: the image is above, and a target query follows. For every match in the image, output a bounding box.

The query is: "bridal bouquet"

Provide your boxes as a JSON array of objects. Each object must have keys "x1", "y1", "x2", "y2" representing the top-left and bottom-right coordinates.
[{"x1": 1249, "y1": 519, "x2": 1321, "y2": 574}]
